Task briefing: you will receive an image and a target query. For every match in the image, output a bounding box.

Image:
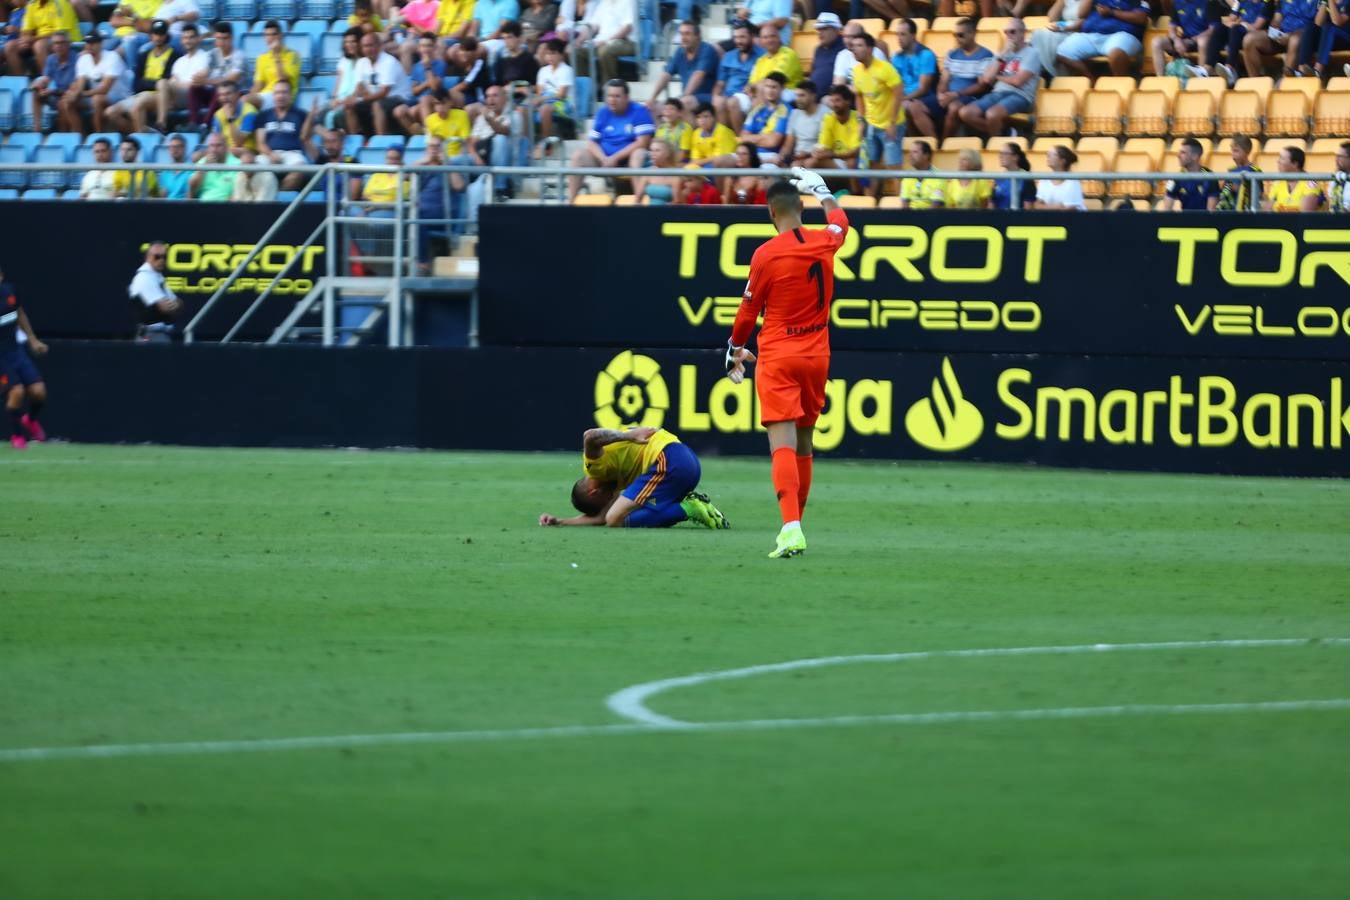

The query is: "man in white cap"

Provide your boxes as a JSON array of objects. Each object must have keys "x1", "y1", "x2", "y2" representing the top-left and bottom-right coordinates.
[{"x1": 808, "y1": 12, "x2": 845, "y2": 96}]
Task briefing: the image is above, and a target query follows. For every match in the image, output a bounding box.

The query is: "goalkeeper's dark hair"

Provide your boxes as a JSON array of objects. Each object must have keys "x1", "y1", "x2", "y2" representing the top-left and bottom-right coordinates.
[
  {"x1": 766, "y1": 179, "x2": 802, "y2": 215},
  {"x1": 572, "y1": 478, "x2": 606, "y2": 516}
]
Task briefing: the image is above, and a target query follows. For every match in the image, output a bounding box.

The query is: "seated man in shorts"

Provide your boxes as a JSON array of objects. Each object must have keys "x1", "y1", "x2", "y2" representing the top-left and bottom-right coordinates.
[
  {"x1": 959, "y1": 18, "x2": 1040, "y2": 137},
  {"x1": 1056, "y1": 0, "x2": 1151, "y2": 76}
]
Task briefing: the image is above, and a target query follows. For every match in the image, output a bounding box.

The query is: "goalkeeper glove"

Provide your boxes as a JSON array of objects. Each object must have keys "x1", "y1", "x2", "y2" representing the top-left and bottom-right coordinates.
[
  {"x1": 725, "y1": 340, "x2": 744, "y2": 375},
  {"x1": 789, "y1": 166, "x2": 833, "y2": 201},
  {"x1": 724, "y1": 341, "x2": 756, "y2": 385}
]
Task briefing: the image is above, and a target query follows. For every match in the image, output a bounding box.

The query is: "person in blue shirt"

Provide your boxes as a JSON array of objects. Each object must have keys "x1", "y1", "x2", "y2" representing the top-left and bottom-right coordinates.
[
  {"x1": 647, "y1": 20, "x2": 721, "y2": 111},
  {"x1": 470, "y1": 0, "x2": 520, "y2": 43},
  {"x1": 891, "y1": 18, "x2": 938, "y2": 112},
  {"x1": 713, "y1": 20, "x2": 761, "y2": 132},
  {"x1": 1213, "y1": 0, "x2": 1273, "y2": 82},
  {"x1": 1151, "y1": 0, "x2": 1220, "y2": 78},
  {"x1": 256, "y1": 81, "x2": 313, "y2": 190},
  {"x1": 908, "y1": 18, "x2": 992, "y2": 140},
  {"x1": 156, "y1": 132, "x2": 193, "y2": 200},
  {"x1": 808, "y1": 12, "x2": 845, "y2": 97},
  {"x1": 1240, "y1": 0, "x2": 1319, "y2": 77},
  {"x1": 27, "y1": 28, "x2": 76, "y2": 134},
  {"x1": 0, "y1": 268, "x2": 49, "y2": 452},
  {"x1": 1058, "y1": 0, "x2": 1152, "y2": 76},
  {"x1": 1313, "y1": 0, "x2": 1350, "y2": 77},
  {"x1": 735, "y1": 0, "x2": 792, "y2": 46},
  {"x1": 990, "y1": 140, "x2": 1036, "y2": 209},
  {"x1": 1161, "y1": 138, "x2": 1220, "y2": 211},
  {"x1": 567, "y1": 78, "x2": 655, "y2": 202}
]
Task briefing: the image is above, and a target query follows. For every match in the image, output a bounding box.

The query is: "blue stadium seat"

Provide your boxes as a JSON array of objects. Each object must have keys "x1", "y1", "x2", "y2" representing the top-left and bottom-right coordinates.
[
  {"x1": 303, "y1": 190, "x2": 327, "y2": 202},
  {"x1": 299, "y1": 0, "x2": 336, "y2": 18},
  {"x1": 342, "y1": 133, "x2": 363, "y2": 157},
  {"x1": 276, "y1": 190, "x2": 300, "y2": 201},
  {"x1": 72, "y1": 146, "x2": 96, "y2": 168},
  {"x1": 29, "y1": 146, "x2": 71, "y2": 189},
  {"x1": 364, "y1": 135, "x2": 404, "y2": 152},
  {"x1": 335, "y1": 0, "x2": 354, "y2": 16},
  {"x1": 197, "y1": 0, "x2": 219, "y2": 19},
  {"x1": 44, "y1": 132, "x2": 81, "y2": 152},
  {"x1": 0, "y1": 188, "x2": 19, "y2": 200},
  {"x1": 6, "y1": 132, "x2": 43, "y2": 159},
  {"x1": 356, "y1": 147, "x2": 390, "y2": 166},
  {"x1": 58, "y1": 189, "x2": 81, "y2": 199},
  {"x1": 573, "y1": 76, "x2": 593, "y2": 118},
  {"x1": 129, "y1": 132, "x2": 162, "y2": 159},
  {"x1": 222, "y1": 0, "x2": 257, "y2": 20},
  {"x1": 249, "y1": 19, "x2": 288, "y2": 32},
  {"x1": 0, "y1": 90, "x2": 14, "y2": 132},
  {"x1": 241, "y1": 33, "x2": 269, "y2": 60},
  {"x1": 83, "y1": 131, "x2": 121, "y2": 148},
  {"x1": 291, "y1": 19, "x2": 325, "y2": 63},
  {"x1": 79, "y1": 21, "x2": 94, "y2": 38},
  {"x1": 0, "y1": 147, "x2": 29, "y2": 189},
  {"x1": 260, "y1": 0, "x2": 298, "y2": 19},
  {"x1": 0, "y1": 74, "x2": 29, "y2": 97},
  {"x1": 17, "y1": 90, "x2": 58, "y2": 132},
  {"x1": 405, "y1": 134, "x2": 427, "y2": 156},
  {"x1": 297, "y1": 87, "x2": 326, "y2": 113},
  {"x1": 22, "y1": 188, "x2": 59, "y2": 199},
  {"x1": 308, "y1": 73, "x2": 336, "y2": 95},
  {"x1": 318, "y1": 31, "x2": 346, "y2": 75}
]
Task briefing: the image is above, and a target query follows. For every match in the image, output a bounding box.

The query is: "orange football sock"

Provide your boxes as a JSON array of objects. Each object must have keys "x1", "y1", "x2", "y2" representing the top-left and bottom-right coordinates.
[
  {"x1": 796, "y1": 454, "x2": 813, "y2": 516},
  {"x1": 772, "y1": 447, "x2": 801, "y2": 524}
]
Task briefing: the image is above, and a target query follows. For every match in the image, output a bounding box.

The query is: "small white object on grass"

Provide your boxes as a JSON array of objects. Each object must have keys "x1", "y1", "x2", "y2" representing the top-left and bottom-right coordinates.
[{"x1": 570, "y1": 563, "x2": 579, "y2": 569}]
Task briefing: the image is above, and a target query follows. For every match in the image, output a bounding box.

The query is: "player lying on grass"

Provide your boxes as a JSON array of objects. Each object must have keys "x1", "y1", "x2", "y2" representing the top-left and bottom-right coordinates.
[{"x1": 539, "y1": 426, "x2": 731, "y2": 528}]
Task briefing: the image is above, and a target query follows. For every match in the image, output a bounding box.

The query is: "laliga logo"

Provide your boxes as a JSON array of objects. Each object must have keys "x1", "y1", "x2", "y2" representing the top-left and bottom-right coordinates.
[
  {"x1": 905, "y1": 357, "x2": 984, "y2": 452},
  {"x1": 594, "y1": 350, "x2": 669, "y2": 429}
]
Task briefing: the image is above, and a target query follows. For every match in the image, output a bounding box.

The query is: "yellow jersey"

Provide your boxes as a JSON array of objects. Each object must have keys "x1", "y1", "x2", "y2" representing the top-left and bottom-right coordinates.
[
  {"x1": 24, "y1": 0, "x2": 79, "y2": 38},
  {"x1": 213, "y1": 100, "x2": 259, "y2": 152},
  {"x1": 437, "y1": 0, "x2": 475, "y2": 37},
  {"x1": 747, "y1": 46, "x2": 803, "y2": 88},
  {"x1": 113, "y1": 0, "x2": 160, "y2": 37},
  {"x1": 944, "y1": 178, "x2": 992, "y2": 209},
  {"x1": 900, "y1": 173, "x2": 945, "y2": 208},
  {"x1": 362, "y1": 172, "x2": 408, "y2": 203},
  {"x1": 818, "y1": 110, "x2": 862, "y2": 156},
  {"x1": 425, "y1": 109, "x2": 472, "y2": 156},
  {"x1": 113, "y1": 169, "x2": 159, "y2": 199},
  {"x1": 347, "y1": 12, "x2": 385, "y2": 30},
  {"x1": 655, "y1": 121, "x2": 690, "y2": 154},
  {"x1": 141, "y1": 44, "x2": 175, "y2": 83},
  {"x1": 1268, "y1": 179, "x2": 1325, "y2": 212},
  {"x1": 852, "y1": 57, "x2": 903, "y2": 129},
  {"x1": 583, "y1": 429, "x2": 681, "y2": 490},
  {"x1": 254, "y1": 48, "x2": 301, "y2": 93},
  {"x1": 688, "y1": 123, "x2": 736, "y2": 163}
]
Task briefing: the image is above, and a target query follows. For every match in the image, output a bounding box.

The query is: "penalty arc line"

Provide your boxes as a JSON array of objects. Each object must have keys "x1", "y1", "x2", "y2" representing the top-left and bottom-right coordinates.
[{"x1": 2, "y1": 698, "x2": 1349, "y2": 764}]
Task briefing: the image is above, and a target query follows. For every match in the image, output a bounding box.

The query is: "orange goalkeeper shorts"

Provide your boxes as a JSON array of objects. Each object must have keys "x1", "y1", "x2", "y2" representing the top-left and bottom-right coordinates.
[{"x1": 755, "y1": 355, "x2": 830, "y2": 428}]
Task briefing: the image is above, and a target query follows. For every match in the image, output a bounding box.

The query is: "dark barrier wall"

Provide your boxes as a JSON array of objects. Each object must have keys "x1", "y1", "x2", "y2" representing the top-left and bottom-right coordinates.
[
  {"x1": 479, "y1": 206, "x2": 1350, "y2": 361},
  {"x1": 3, "y1": 202, "x2": 325, "y2": 341},
  {"x1": 38, "y1": 342, "x2": 1350, "y2": 477}
]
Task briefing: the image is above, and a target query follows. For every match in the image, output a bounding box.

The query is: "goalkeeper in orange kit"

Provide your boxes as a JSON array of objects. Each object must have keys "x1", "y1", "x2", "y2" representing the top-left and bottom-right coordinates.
[{"x1": 724, "y1": 167, "x2": 849, "y2": 559}]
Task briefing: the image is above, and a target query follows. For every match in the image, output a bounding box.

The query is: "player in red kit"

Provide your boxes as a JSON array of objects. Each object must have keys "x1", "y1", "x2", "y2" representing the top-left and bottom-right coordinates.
[{"x1": 724, "y1": 167, "x2": 849, "y2": 558}]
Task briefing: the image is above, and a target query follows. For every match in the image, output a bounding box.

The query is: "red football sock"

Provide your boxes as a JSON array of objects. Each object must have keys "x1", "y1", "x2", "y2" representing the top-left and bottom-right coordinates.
[
  {"x1": 771, "y1": 447, "x2": 800, "y2": 524},
  {"x1": 796, "y1": 454, "x2": 813, "y2": 516}
]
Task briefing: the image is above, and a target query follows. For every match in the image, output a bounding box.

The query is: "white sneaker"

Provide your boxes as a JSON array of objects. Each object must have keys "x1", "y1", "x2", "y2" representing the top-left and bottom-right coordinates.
[
  {"x1": 1216, "y1": 63, "x2": 1237, "y2": 87},
  {"x1": 1187, "y1": 65, "x2": 1209, "y2": 78}
]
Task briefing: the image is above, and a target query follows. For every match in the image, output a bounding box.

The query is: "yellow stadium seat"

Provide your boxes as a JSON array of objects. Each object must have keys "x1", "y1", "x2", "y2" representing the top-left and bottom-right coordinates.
[
  {"x1": 1183, "y1": 77, "x2": 1227, "y2": 105},
  {"x1": 1138, "y1": 75, "x2": 1181, "y2": 103},
  {"x1": 1171, "y1": 90, "x2": 1216, "y2": 136},
  {"x1": 791, "y1": 32, "x2": 819, "y2": 68},
  {"x1": 932, "y1": 149, "x2": 962, "y2": 170},
  {"x1": 1048, "y1": 75, "x2": 1092, "y2": 104},
  {"x1": 1023, "y1": 16, "x2": 1050, "y2": 33},
  {"x1": 1264, "y1": 90, "x2": 1311, "y2": 138},
  {"x1": 1030, "y1": 136, "x2": 1069, "y2": 155},
  {"x1": 878, "y1": 195, "x2": 902, "y2": 208},
  {"x1": 1033, "y1": 89, "x2": 1079, "y2": 136},
  {"x1": 980, "y1": 149, "x2": 1003, "y2": 171},
  {"x1": 977, "y1": 16, "x2": 1010, "y2": 32},
  {"x1": 1123, "y1": 90, "x2": 1169, "y2": 137},
  {"x1": 1093, "y1": 76, "x2": 1136, "y2": 100},
  {"x1": 1276, "y1": 77, "x2": 1320, "y2": 104},
  {"x1": 1255, "y1": 150, "x2": 1282, "y2": 172},
  {"x1": 925, "y1": 30, "x2": 959, "y2": 61},
  {"x1": 929, "y1": 16, "x2": 963, "y2": 31},
  {"x1": 1080, "y1": 90, "x2": 1124, "y2": 136},
  {"x1": 1312, "y1": 91, "x2": 1350, "y2": 137},
  {"x1": 974, "y1": 31, "x2": 1001, "y2": 54},
  {"x1": 1214, "y1": 136, "x2": 1262, "y2": 161},
  {"x1": 1141, "y1": 28, "x2": 1171, "y2": 75},
  {"x1": 1233, "y1": 76, "x2": 1274, "y2": 105},
  {"x1": 1109, "y1": 151, "x2": 1157, "y2": 200},
  {"x1": 1327, "y1": 76, "x2": 1350, "y2": 92},
  {"x1": 1077, "y1": 136, "x2": 1120, "y2": 168},
  {"x1": 1305, "y1": 152, "x2": 1338, "y2": 174},
  {"x1": 1310, "y1": 138, "x2": 1349, "y2": 154},
  {"x1": 993, "y1": 134, "x2": 1030, "y2": 151},
  {"x1": 613, "y1": 194, "x2": 641, "y2": 206},
  {"x1": 854, "y1": 17, "x2": 886, "y2": 38},
  {"x1": 837, "y1": 194, "x2": 878, "y2": 208},
  {"x1": 1084, "y1": 198, "x2": 1105, "y2": 210},
  {"x1": 1123, "y1": 137, "x2": 1166, "y2": 168},
  {"x1": 572, "y1": 193, "x2": 613, "y2": 206},
  {"x1": 1075, "y1": 150, "x2": 1108, "y2": 199},
  {"x1": 942, "y1": 136, "x2": 984, "y2": 152},
  {"x1": 1218, "y1": 91, "x2": 1263, "y2": 137}
]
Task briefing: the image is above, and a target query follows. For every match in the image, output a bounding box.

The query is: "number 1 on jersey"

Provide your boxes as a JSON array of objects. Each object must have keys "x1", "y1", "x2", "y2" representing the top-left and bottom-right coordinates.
[{"x1": 806, "y1": 260, "x2": 825, "y2": 311}]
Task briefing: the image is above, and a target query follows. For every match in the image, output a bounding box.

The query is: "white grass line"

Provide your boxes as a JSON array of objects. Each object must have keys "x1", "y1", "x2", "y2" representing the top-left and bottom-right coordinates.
[
  {"x1": 2, "y1": 698, "x2": 1349, "y2": 763},
  {"x1": 605, "y1": 638, "x2": 1350, "y2": 726}
]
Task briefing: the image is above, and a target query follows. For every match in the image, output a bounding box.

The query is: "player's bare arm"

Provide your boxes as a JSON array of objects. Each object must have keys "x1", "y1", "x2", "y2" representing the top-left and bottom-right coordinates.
[
  {"x1": 17, "y1": 309, "x2": 47, "y2": 356},
  {"x1": 583, "y1": 427, "x2": 657, "y2": 458}
]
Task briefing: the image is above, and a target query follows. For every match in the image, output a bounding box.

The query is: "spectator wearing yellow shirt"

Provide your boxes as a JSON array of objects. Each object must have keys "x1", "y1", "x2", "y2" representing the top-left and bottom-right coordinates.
[
  {"x1": 848, "y1": 30, "x2": 904, "y2": 199},
  {"x1": 422, "y1": 89, "x2": 471, "y2": 156},
  {"x1": 899, "y1": 140, "x2": 946, "y2": 209},
  {"x1": 347, "y1": 0, "x2": 384, "y2": 35},
  {"x1": 654, "y1": 99, "x2": 691, "y2": 163},
  {"x1": 437, "y1": 0, "x2": 475, "y2": 41},
  {"x1": 212, "y1": 79, "x2": 259, "y2": 155},
  {"x1": 812, "y1": 84, "x2": 862, "y2": 173},
  {"x1": 688, "y1": 102, "x2": 736, "y2": 166},
  {"x1": 1263, "y1": 146, "x2": 1326, "y2": 212},
  {"x1": 362, "y1": 146, "x2": 408, "y2": 205},
  {"x1": 733, "y1": 22, "x2": 802, "y2": 118},
  {"x1": 5, "y1": 0, "x2": 78, "y2": 74},
  {"x1": 247, "y1": 20, "x2": 299, "y2": 109},
  {"x1": 944, "y1": 149, "x2": 993, "y2": 209},
  {"x1": 112, "y1": 137, "x2": 160, "y2": 199}
]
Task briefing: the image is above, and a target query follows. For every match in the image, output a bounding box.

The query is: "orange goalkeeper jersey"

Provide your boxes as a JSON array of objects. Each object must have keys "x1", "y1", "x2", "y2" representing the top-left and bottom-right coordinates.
[{"x1": 731, "y1": 206, "x2": 850, "y2": 360}]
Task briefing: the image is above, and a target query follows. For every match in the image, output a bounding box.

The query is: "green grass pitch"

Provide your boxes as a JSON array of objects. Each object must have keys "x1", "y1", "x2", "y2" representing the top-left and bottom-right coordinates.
[{"x1": 2, "y1": 444, "x2": 1348, "y2": 898}]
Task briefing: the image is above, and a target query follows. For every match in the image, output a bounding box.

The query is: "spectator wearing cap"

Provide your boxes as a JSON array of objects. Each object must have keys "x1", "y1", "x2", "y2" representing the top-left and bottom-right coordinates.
[
  {"x1": 154, "y1": 21, "x2": 205, "y2": 132},
  {"x1": 5, "y1": 0, "x2": 77, "y2": 77},
  {"x1": 648, "y1": 20, "x2": 720, "y2": 114},
  {"x1": 680, "y1": 163, "x2": 723, "y2": 204},
  {"x1": 108, "y1": 18, "x2": 177, "y2": 133},
  {"x1": 118, "y1": 0, "x2": 198, "y2": 69},
  {"x1": 79, "y1": 136, "x2": 117, "y2": 198},
  {"x1": 247, "y1": 19, "x2": 299, "y2": 110},
  {"x1": 808, "y1": 12, "x2": 845, "y2": 97},
  {"x1": 711, "y1": 19, "x2": 761, "y2": 131},
  {"x1": 28, "y1": 29, "x2": 78, "y2": 134},
  {"x1": 567, "y1": 78, "x2": 653, "y2": 203},
  {"x1": 60, "y1": 30, "x2": 128, "y2": 135}
]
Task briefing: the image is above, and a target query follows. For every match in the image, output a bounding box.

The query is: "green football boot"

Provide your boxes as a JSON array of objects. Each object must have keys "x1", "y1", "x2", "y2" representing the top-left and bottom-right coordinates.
[{"x1": 767, "y1": 523, "x2": 807, "y2": 558}]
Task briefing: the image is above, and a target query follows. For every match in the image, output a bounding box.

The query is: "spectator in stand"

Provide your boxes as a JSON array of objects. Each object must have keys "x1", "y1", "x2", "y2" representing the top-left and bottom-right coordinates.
[
  {"x1": 712, "y1": 20, "x2": 760, "y2": 131},
  {"x1": 732, "y1": 0, "x2": 791, "y2": 46},
  {"x1": 726, "y1": 140, "x2": 768, "y2": 204},
  {"x1": 1057, "y1": 0, "x2": 1150, "y2": 76},
  {"x1": 468, "y1": 83, "x2": 522, "y2": 201},
  {"x1": 909, "y1": 18, "x2": 992, "y2": 141},
  {"x1": 190, "y1": 130, "x2": 239, "y2": 200},
  {"x1": 414, "y1": 136, "x2": 457, "y2": 265},
  {"x1": 312, "y1": 126, "x2": 363, "y2": 200},
  {"x1": 781, "y1": 79, "x2": 825, "y2": 166},
  {"x1": 1217, "y1": 133, "x2": 1261, "y2": 210},
  {"x1": 6, "y1": 0, "x2": 76, "y2": 76},
  {"x1": 1213, "y1": 0, "x2": 1269, "y2": 83},
  {"x1": 688, "y1": 100, "x2": 737, "y2": 165},
  {"x1": 945, "y1": 149, "x2": 993, "y2": 208},
  {"x1": 1034, "y1": 144, "x2": 1086, "y2": 210},
  {"x1": 470, "y1": 0, "x2": 519, "y2": 53},
  {"x1": 1327, "y1": 141, "x2": 1350, "y2": 214},
  {"x1": 348, "y1": 0, "x2": 383, "y2": 35},
  {"x1": 649, "y1": 20, "x2": 720, "y2": 114},
  {"x1": 28, "y1": 29, "x2": 77, "y2": 134},
  {"x1": 1264, "y1": 146, "x2": 1324, "y2": 211},
  {"x1": 60, "y1": 31, "x2": 126, "y2": 135},
  {"x1": 1314, "y1": 0, "x2": 1350, "y2": 78},
  {"x1": 1242, "y1": 0, "x2": 1319, "y2": 79},
  {"x1": 349, "y1": 31, "x2": 412, "y2": 136},
  {"x1": 119, "y1": 0, "x2": 197, "y2": 69},
  {"x1": 861, "y1": 0, "x2": 912, "y2": 24},
  {"x1": 738, "y1": 70, "x2": 790, "y2": 165},
  {"x1": 447, "y1": 36, "x2": 492, "y2": 114},
  {"x1": 2, "y1": 0, "x2": 31, "y2": 64},
  {"x1": 1031, "y1": 0, "x2": 1088, "y2": 76},
  {"x1": 323, "y1": 28, "x2": 363, "y2": 131},
  {"x1": 567, "y1": 79, "x2": 653, "y2": 202},
  {"x1": 108, "y1": 0, "x2": 158, "y2": 59},
  {"x1": 157, "y1": 131, "x2": 192, "y2": 198},
  {"x1": 899, "y1": 140, "x2": 945, "y2": 208},
  {"x1": 1161, "y1": 138, "x2": 1220, "y2": 211},
  {"x1": 680, "y1": 164, "x2": 723, "y2": 203},
  {"x1": 518, "y1": 0, "x2": 557, "y2": 52},
  {"x1": 634, "y1": 138, "x2": 682, "y2": 203},
  {"x1": 577, "y1": 0, "x2": 637, "y2": 85},
  {"x1": 435, "y1": 0, "x2": 475, "y2": 45},
  {"x1": 495, "y1": 20, "x2": 538, "y2": 89},
  {"x1": 848, "y1": 30, "x2": 903, "y2": 199},
  {"x1": 808, "y1": 12, "x2": 844, "y2": 97},
  {"x1": 832, "y1": 20, "x2": 888, "y2": 89},
  {"x1": 108, "y1": 18, "x2": 176, "y2": 133},
  {"x1": 231, "y1": 148, "x2": 278, "y2": 201},
  {"x1": 891, "y1": 18, "x2": 938, "y2": 124},
  {"x1": 960, "y1": 18, "x2": 1039, "y2": 137},
  {"x1": 991, "y1": 140, "x2": 1035, "y2": 209},
  {"x1": 400, "y1": 0, "x2": 441, "y2": 35},
  {"x1": 744, "y1": 21, "x2": 803, "y2": 107},
  {"x1": 190, "y1": 21, "x2": 243, "y2": 130},
  {"x1": 654, "y1": 98, "x2": 692, "y2": 160},
  {"x1": 812, "y1": 83, "x2": 861, "y2": 175},
  {"x1": 533, "y1": 37, "x2": 573, "y2": 155},
  {"x1": 256, "y1": 81, "x2": 314, "y2": 190},
  {"x1": 247, "y1": 20, "x2": 299, "y2": 109},
  {"x1": 154, "y1": 22, "x2": 206, "y2": 133},
  {"x1": 212, "y1": 79, "x2": 258, "y2": 154},
  {"x1": 113, "y1": 136, "x2": 159, "y2": 198},
  {"x1": 397, "y1": 31, "x2": 447, "y2": 132},
  {"x1": 1153, "y1": 0, "x2": 1219, "y2": 78},
  {"x1": 425, "y1": 87, "x2": 472, "y2": 155},
  {"x1": 79, "y1": 136, "x2": 117, "y2": 198},
  {"x1": 362, "y1": 145, "x2": 407, "y2": 205}
]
